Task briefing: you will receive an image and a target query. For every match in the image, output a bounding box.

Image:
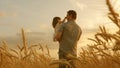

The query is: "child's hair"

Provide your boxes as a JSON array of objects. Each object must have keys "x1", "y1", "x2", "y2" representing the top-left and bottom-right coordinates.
[{"x1": 52, "y1": 17, "x2": 61, "y2": 28}]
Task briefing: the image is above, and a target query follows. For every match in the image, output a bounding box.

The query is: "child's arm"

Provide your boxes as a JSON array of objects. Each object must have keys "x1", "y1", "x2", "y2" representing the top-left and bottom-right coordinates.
[
  {"x1": 53, "y1": 35, "x2": 57, "y2": 41},
  {"x1": 53, "y1": 32, "x2": 57, "y2": 42},
  {"x1": 61, "y1": 17, "x2": 67, "y2": 23}
]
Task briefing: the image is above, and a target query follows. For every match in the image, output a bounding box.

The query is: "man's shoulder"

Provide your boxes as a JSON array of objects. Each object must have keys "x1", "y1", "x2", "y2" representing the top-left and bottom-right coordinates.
[
  {"x1": 75, "y1": 23, "x2": 81, "y2": 28},
  {"x1": 60, "y1": 22, "x2": 67, "y2": 27}
]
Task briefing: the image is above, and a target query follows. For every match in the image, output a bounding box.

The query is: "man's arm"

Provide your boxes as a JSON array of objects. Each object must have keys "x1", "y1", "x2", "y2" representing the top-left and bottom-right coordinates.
[{"x1": 78, "y1": 27, "x2": 82, "y2": 40}]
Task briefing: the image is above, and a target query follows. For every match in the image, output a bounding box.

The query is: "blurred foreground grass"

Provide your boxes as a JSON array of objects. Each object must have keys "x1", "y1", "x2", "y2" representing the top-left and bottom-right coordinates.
[{"x1": 0, "y1": 0, "x2": 120, "y2": 68}]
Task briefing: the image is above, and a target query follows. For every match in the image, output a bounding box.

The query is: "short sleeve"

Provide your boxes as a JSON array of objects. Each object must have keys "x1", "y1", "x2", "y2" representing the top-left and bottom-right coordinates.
[{"x1": 58, "y1": 23, "x2": 65, "y2": 32}]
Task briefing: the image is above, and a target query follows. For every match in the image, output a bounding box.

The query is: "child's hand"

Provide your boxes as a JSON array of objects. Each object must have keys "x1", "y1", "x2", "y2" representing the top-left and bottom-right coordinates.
[{"x1": 61, "y1": 17, "x2": 67, "y2": 23}]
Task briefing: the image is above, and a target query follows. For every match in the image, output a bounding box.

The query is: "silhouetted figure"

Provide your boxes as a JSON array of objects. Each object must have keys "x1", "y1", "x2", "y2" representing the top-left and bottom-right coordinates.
[{"x1": 54, "y1": 10, "x2": 82, "y2": 68}]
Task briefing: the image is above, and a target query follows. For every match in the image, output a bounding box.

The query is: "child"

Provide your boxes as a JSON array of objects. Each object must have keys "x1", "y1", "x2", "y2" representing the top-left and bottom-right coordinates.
[{"x1": 52, "y1": 16, "x2": 66, "y2": 41}]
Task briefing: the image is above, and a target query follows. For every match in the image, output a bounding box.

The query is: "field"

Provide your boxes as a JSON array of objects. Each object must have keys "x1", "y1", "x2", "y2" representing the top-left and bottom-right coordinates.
[
  {"x1": 0, "y1": 28, "x2": 120, "y2": 68},
  {"x1": 0, "y1": 0, "x2": 120, "y2": 68}
]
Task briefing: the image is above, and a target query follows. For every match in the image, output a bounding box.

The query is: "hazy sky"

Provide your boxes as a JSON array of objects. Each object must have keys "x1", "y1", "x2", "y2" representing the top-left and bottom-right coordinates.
[{"x1": 0, "y1": 0, "x2": 120, "y2": 47}]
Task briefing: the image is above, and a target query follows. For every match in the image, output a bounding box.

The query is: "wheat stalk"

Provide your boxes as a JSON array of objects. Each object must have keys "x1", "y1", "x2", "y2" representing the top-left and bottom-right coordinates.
[{"x1": 21, "y1": 28, "x2": 28, "y2": 55}]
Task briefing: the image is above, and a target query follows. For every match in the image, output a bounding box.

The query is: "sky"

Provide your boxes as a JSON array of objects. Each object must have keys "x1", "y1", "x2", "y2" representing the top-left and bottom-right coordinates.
[
  {"x1": 0, "y1": 0, "x2": 120, "y2": 58},
  {"x1": 0, "y1": 0, "x2": 110, "y2": 36}
]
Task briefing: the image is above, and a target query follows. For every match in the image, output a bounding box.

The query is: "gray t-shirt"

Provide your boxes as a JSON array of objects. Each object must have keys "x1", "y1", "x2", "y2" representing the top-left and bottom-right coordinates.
[{"x1": 58, "y1": 21, "x2": 82, "y2": 55}]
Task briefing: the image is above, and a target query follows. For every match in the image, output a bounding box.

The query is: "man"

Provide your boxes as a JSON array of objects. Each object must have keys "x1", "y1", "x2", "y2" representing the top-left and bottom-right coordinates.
[{"x1": 55, "y1": 10, "x2": 82, "y2": 68}]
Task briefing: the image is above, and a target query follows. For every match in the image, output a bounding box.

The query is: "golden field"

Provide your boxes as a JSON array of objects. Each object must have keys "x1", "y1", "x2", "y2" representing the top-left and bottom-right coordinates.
[{"x1": 0, "y1": 0, "x2": 120, "y2": 68}]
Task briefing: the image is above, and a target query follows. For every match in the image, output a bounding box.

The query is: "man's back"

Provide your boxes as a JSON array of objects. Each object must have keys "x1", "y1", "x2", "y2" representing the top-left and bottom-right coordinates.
[{"x1": 59, "y1": 21, "x2": 82, "y2": 55}]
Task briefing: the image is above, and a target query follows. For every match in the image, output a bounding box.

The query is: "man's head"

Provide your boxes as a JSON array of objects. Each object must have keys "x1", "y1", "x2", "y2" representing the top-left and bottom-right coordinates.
[{"x1": 66, "y1": 10, "x2": 77, "y2": 21}]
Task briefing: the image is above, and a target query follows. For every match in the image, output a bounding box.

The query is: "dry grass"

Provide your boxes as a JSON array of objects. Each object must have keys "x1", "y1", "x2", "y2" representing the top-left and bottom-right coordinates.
[
  {"x1": 0, "y1": 0, "x2": 120, "y2": 68},
  {"x1": 0, "y1": 29, "x2": 56, "y2": 68}
]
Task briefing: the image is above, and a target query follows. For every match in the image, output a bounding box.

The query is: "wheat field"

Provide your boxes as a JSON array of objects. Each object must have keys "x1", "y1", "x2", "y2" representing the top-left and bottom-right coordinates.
[{"x1": 0, "y1": 0, "x2": 120, "y2": 68}]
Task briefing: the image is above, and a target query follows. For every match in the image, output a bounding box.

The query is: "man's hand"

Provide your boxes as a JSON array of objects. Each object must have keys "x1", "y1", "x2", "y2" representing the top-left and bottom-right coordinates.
[{"x1": 54, "y1": 32, "x2": 62, "y2": 41}]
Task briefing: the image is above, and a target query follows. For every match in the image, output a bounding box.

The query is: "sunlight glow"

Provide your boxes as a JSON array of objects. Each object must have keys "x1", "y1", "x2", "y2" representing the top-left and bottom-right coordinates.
[
  {"x1": 111, "y1": 0, "x2": 120, "y2": 13},
  {"x1": 70, "y1": 0, "x2": 87, "y2": 11}
]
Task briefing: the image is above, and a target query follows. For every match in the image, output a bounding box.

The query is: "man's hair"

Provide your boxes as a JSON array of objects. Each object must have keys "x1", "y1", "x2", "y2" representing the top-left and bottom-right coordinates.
[
  {"x1": 52, "y1": 17, "x2": 61, "y2": 28},
  {"x1": 67, "y1": 10, "x2": 77, "y2": 19}
]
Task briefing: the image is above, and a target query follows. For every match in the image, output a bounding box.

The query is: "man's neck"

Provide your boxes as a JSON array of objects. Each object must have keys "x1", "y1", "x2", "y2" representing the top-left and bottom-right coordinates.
[{"x1": 67, "y1": 19, "x2": 75, "y2": 22}]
